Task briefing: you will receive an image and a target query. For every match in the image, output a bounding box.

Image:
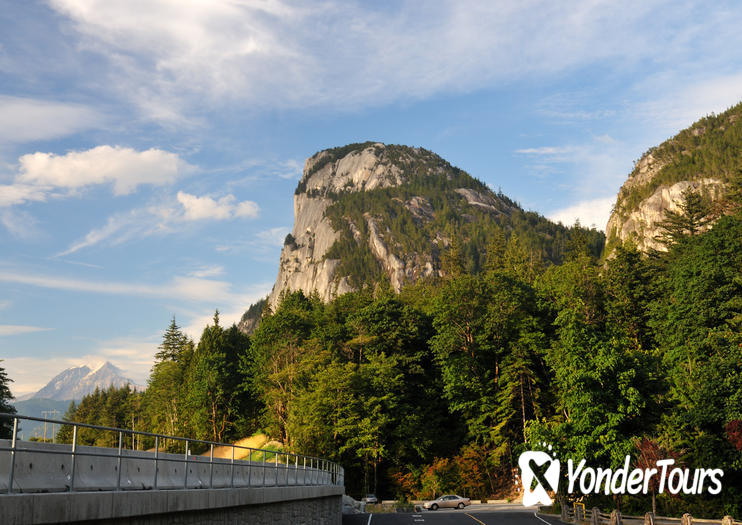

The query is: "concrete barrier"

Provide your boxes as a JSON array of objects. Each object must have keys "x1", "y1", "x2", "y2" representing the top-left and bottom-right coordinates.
[{"x1": 0, "y1": 439, "x2": 337, "y2": 493}]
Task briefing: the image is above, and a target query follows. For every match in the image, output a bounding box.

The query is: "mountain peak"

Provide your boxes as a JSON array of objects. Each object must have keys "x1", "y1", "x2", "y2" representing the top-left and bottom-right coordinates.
[
  {"x1": 24, "y1": 361, "x2": 137, "y2": 401},
  {"x1": 242, "y1": 143, "x2": 603, "y2": 327}
]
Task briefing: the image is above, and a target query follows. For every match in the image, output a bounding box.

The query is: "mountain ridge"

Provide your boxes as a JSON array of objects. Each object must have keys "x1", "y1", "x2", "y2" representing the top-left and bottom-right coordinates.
[
  {"x1": 240, "y1": 142, "x2": 604, "y2": 331},
  {"x1": 19, "y1": 361, "x2": 138, "y2": 402}
]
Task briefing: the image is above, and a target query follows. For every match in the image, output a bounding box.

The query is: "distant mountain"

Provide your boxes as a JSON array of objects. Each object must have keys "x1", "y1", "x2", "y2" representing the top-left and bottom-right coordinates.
[{"x1": 21, "y1": 362, "x2": 137, "y2": 402}]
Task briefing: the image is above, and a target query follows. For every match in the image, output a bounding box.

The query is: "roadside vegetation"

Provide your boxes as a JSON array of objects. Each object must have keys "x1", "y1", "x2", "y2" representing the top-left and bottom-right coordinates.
[{"x1": 39, "y1": 176, "x2": 742, "y2": 516}]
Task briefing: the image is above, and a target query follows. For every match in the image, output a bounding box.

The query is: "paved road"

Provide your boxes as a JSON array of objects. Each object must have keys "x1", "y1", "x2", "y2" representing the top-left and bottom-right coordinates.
[{"x1": 343, "y1": 505, "x2": 563, "y2": 525}]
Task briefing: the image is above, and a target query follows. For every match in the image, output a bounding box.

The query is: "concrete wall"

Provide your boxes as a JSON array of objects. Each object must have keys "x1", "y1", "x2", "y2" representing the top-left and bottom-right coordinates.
[
  {"x1": 0, "y1": 440, "x2": 336, "y2": 493},
  {"x1": 1, "y1": 485, "x2": 343, "y2": 525}
]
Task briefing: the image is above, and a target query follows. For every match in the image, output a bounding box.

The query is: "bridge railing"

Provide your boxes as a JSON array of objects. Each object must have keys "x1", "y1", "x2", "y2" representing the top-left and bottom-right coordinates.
[{"x1": 0, "y1": 413, "x2": 344, "y2": 494}]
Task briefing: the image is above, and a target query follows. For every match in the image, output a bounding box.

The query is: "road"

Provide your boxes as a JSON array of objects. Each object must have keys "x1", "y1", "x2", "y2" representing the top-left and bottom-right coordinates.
[{"x1": 343, "y1": 504, "x2": 563, "y2": 525}]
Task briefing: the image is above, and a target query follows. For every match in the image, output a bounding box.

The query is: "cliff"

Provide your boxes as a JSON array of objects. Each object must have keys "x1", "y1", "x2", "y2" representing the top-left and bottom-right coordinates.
[
  {"x1": 606, "y1": 102, "x2": 742, "y2": 252},
  {"x1": 239, "y1": 142, "x2": 605, "y2": 331}
]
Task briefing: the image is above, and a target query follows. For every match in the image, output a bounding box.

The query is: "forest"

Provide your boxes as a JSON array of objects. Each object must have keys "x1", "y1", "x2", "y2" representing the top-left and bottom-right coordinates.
[{"x1": 1, "y1": 183, "x2": 740, "y2": 516}]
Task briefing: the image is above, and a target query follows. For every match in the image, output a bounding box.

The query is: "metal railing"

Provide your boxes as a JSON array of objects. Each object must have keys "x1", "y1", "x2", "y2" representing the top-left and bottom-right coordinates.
[{"x1": 0, "y1": 413, "x2": 344, "y2": 494}]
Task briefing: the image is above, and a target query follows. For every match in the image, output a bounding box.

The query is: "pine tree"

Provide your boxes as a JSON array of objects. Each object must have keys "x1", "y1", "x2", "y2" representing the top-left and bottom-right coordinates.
[
  {"x1": 155, "y1": 316, "x2": 191, "y2": 362},
  {"x1": 656, "y1": 187, "x2": 713, "y2": 246},
  {"x1": 441, "y1": 237, "x2": 464, "y2": 278},
  {"x1": 0, "y1": 360, "x2": 17, "y2": 439},
  {"x1": 484, "y1": 227, "x2": 506, "y2": 273}
]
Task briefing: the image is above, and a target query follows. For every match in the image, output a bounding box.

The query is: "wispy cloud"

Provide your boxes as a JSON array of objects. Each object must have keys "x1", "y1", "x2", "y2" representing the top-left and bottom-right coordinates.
[
  {"x1": 0, "y1": 96, "x2": 102, "y2": 143},
  {"x1": 58, "y1": 191, "x2": 260, "y2": 256},
  {"x1": 216, "y1": 226, "x2": 289, "y2": 253},
  {"x1": 515, "y1": 146, "x2": 577, "y2": 155},
  {"x1": 1, "y1": 209, "x2": 42, "y2": 239},
  {"x1": 0, "y1": 325, "x2": 51, "y2": 336},
  {"x1": 43, "y1": 0, "x2": 741, "y2": 121},
  {"x1": 188, "y1": 265, "x2": 224, "y2": 278},
  {"x1": 0, "y1": 269, "x2": 237, "y2": 303}
]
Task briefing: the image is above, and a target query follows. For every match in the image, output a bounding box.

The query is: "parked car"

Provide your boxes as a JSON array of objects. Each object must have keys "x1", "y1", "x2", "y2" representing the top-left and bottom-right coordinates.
[
  {"x1": 423, "y1": 494, "x2": 471, "y2": 510},
  {"x1": 362, "y1": 494, "x2": 378, "y2": 504}
]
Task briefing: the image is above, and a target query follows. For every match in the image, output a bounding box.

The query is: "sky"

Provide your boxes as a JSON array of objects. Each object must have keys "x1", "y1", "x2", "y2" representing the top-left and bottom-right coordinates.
[{"x1": 2, "y1": 0, "x2": 742, "y2": 396}]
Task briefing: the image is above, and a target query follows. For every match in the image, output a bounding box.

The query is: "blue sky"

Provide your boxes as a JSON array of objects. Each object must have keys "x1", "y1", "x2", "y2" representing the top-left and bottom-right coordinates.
[{"x1": 2, "y1": 0, "x2": 742, "y2": 395}]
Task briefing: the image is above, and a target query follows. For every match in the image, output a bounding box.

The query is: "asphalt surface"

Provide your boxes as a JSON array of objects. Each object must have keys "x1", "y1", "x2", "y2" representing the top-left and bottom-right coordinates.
[{"x1": 343, "y1": 504, "x2": 563, "y2": 525}]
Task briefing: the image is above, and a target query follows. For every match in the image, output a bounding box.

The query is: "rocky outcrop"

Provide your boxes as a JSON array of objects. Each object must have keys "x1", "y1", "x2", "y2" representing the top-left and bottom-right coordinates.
[
  {"x1": 606, "y1": 178, "x2": 726, "y2": 252},
  {"x1": 606, "y1": 102, "x2": 742, "y2": 252},
  {"x1": 264, "y1": 142, "x2": 515, "y2": 310}
]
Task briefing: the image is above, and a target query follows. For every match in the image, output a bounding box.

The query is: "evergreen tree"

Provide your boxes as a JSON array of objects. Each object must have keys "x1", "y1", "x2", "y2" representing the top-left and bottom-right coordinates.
[
  {"x1": 0, "y1": 361, "x2": 17, "y2": 439},
  {"x1": 656, "y1": 187, "x2": 713, "y2": 246},
  {"x1": 155, "y1": 316, "x2": 190, "y2": 362}
]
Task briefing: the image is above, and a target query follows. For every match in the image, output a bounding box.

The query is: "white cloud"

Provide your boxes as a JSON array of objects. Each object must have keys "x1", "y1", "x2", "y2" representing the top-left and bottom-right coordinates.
[
  {"x1": 1, "y1": 209, "x2": 42, "y2": 239},
  {"x1": 215, "y1": 226, "x2": 289, "y2": 253},
  {"x1": 177, "y1": 191, "x2": 258, "y2": 221},
  {"x1": 516, "y1": 146, "x2": 577, "y2": 155},
  {"x1": 58, "y1": 192, "x2": 259, "y2": 255},
  {"x1": 0, "y1": 146, "x2": 193, "y2": 236},
  {"x1": 0, "y1": 183, "x2": 51, "y2": 207},
  {"x1": 0, "y1": 96, "x2": 102, "y2": 143},
  {"x1": 189, "y1": 265, "x2": 224, "y2": 278},
  {"x1": 0, "y1": 269, "x2": 236, "y2": 303},
  {"x1": 18, "y1": 145, "x2": 186, "y2": 196},
  {"x1": 0, "y1": 325, "x2": 51, "y2": 336},
  {"x1": 548, "y1": 196, "x2": 615, "y2": 231},
  {"x1": 46, "y1": 0, "x2": 736, "y2": 120},
  {"x1": 634, "y1": 73, "x2": 742, "y2": 138}
]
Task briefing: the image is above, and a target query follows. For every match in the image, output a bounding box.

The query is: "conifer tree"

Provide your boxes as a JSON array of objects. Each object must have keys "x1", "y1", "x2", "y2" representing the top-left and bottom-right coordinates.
[
  {"x1": 0, "y1": 361, "x2": 16, "y2": 439},
  {"x1": 155, "y1": 316, "x2": 190, "y2": 362},
  {"x1": 656, "y1": 187, "x2": 713, "y2": 246}
]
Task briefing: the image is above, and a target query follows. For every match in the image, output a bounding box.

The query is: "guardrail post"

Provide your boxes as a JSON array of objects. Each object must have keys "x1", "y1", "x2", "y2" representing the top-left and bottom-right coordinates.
[
  {"x1": 681, "y1": 514, "x2": 693, "y2": 525},
  {"x1": 209, "y1": 444, "x2": 214, "y2": 488},
  {"x1": 610, "y1": 510, "x2": 622, "y2": 525},
  {"x1": 722, "y1": 517, "x2": 734, "y2": 525},
  {"x1": 303, "y1": 456, "x2": 307, "y2": 485},
  {"x1": 230, "y1": 445, "x2": 235, "y2": 488},
  {"x1": 262, "y1": 451, "x2": 266, "y2": 486},
  {"x1": 274, "y1": 451, "x2": 278, "y2": 486},
  {"x1": 154, "y1": 436, "x2": 159, "y2": 489},
  {"x1": 70, "y1": 425, "x2": 78, "y2": 491},
  {"x1": 644, "y1": 512, "x2": 655, "y2": 525},
  {"x1": 248, "y1": 449, "x2": 252, "y2": 487},
  {"x1": 294, "y1": 455, "x2": 298, "y2": 485},
  {"x1": 183, "y1": 439, "x2": 189, "y2": 489},
  {"x1": 592, "y1": 508, "x2": 601, "y2": 525},
  {"x1": 116, "y1": 432, "x2": 123, "y2": 490},
  {"x1": 285, "y1": 453, "x2": 289, "y2": 485},
  {"x1": 8, "y1": 417, "x2": 18, "y2": 494}
]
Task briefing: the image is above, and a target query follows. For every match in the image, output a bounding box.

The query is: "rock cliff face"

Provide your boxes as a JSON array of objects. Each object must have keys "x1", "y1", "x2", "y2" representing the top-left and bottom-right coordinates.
[
  {"x1": 267, "y1": 142, "x2": 475, "y2": 309},
  {"x1": 238, "y1": 141, "x2": 605, "y2": 331},
  {"x1": 606, "y1": 102, "x2": 742, "y2": 252}
]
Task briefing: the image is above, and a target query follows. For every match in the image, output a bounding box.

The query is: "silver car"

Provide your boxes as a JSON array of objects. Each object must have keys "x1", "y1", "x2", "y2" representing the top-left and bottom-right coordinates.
[{"x1": 423, "y1": 494, "x2": 471, "y2": 510}]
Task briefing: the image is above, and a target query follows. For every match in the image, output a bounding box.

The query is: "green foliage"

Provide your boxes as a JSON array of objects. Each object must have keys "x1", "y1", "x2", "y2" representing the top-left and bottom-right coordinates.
[
  {"x1": 316, "y1": 145, "x2": 603, "y2": 289},
  {"x1": 57, "y1": 384, "x2": 141, "y2": 447},
  {"x1": 57, "y1": 190, "x2": 742, "y2": 511},
  {"x1": 0, "y1": 360, "x2": 17, "y2": 439},
  {"x1": 615, "y1": 102, "x2": 742, "y2": 218}
]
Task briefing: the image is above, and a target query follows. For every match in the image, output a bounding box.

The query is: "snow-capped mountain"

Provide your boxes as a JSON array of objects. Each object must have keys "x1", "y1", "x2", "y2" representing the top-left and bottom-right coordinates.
[{"x1": 23, "y1": 362, "x2": 138, "y2": 401}]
